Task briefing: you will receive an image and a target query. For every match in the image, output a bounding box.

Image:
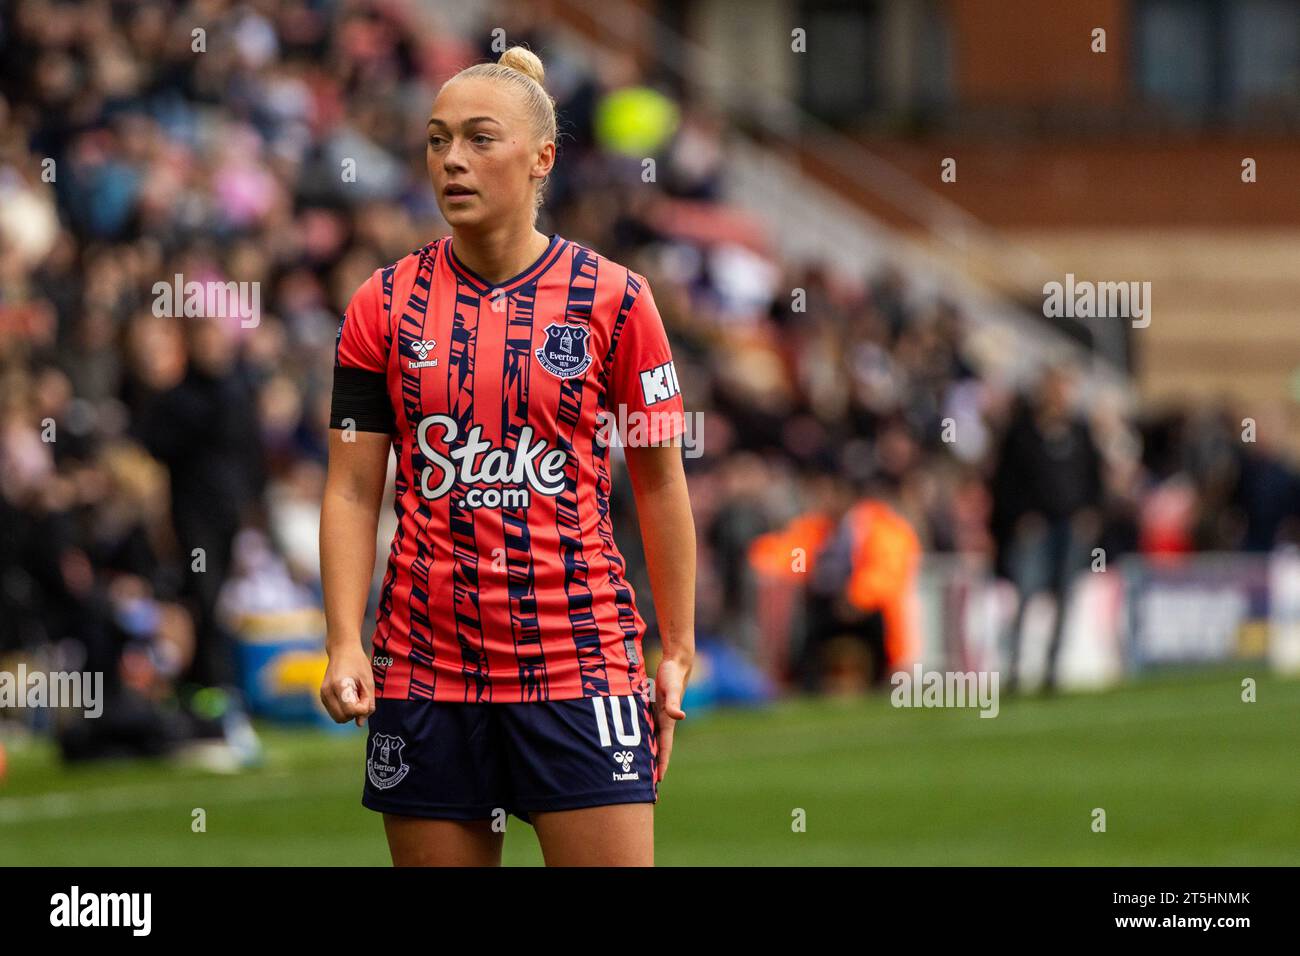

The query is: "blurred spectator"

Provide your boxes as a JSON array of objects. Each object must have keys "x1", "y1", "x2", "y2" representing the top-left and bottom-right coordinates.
[
  {"x1": 130, "y1": 317, "x2": 265, "y2": 688},
  {"x1": 990, "y1": 365, "x2": 1104, "y2": 693}
]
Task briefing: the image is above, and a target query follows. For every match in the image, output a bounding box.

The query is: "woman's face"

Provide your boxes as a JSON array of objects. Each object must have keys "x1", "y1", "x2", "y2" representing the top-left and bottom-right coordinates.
[{"x1": 426, "y1": 77, "x2": 553, "y2": 230}]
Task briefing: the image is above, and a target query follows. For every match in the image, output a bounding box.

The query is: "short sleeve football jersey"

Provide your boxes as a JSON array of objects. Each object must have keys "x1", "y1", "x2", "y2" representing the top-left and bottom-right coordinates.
[{"x1": 329, "y1": 234, "x2": 686, "y2": 703}]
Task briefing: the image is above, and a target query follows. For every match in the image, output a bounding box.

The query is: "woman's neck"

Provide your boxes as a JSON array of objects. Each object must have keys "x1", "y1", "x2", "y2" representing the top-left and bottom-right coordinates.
[{"x1": 450, "y1": 223, "x2": 551, "y2": 285}]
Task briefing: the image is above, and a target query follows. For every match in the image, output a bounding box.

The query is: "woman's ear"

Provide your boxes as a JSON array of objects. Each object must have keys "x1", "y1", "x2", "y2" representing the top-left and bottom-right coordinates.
[{"x1": 532, "y1": 141, "x2": 556, "y2": 180}]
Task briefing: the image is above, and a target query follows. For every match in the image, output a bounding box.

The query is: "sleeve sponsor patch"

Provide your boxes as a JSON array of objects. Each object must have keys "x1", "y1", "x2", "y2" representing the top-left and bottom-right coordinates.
[{"x1": 638, "y1": 360, "x2": 680, "y2": 406}]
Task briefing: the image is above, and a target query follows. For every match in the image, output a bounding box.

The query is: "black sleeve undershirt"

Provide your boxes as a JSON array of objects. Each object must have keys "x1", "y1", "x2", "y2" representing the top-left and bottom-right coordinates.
[{"x1": 329, "y1": 365, "x2": 396, "y2": 434}]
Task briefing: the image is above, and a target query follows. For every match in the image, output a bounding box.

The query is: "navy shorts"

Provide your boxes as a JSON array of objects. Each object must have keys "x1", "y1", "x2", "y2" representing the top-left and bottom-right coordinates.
[{"x1": 361, "y1": 693, "x2": 659, "y2": 824}]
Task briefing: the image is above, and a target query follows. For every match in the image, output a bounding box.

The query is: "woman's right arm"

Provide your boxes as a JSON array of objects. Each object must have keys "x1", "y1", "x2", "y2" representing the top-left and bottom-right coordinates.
[{"x1": 319, "y1": 428, "x2": 391, "y2": 726}]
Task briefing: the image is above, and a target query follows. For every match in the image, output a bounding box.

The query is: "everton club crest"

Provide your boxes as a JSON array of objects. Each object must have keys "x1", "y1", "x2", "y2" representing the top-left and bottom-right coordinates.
[
  {"x1": 535, "y1": 322, "x2": 592, "y2": 379},
  {"x1": 366, "y1": 734, "x2": 410, "y2": 790}
]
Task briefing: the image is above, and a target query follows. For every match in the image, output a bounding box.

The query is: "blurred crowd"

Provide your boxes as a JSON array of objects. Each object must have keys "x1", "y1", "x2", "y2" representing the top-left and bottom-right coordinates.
[{"x1": 2, "y1": 0, "x2": 1299, "y2": 758}]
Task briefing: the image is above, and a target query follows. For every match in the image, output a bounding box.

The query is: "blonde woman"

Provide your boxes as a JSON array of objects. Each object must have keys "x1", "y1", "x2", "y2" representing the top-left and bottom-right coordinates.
[{"x1": 319, "y1": 46, "x2": 695, "y2": 866}]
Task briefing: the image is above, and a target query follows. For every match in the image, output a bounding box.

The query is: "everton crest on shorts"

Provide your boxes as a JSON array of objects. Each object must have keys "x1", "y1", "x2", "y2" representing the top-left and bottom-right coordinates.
[
  {"x1": 535, "y1": 322, "x2": 591, "y2": 379},
  {"x1": 367, "y1": 734, "x2": 410, "y2": 790}
]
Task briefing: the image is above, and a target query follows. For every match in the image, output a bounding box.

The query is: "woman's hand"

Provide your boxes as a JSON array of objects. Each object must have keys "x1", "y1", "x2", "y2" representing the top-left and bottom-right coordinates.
[
  {"x1": 320, "y1": 640, "x2": 376, "y2": 727},
  {"x1": 653, "y1": 654, "x2": 692, "y2": 783}
]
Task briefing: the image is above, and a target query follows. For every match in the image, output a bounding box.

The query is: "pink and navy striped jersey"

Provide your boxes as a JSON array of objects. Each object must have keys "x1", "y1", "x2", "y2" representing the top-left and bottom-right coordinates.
[{"x1": 332, "y1": 233, "x2": 686, "y2": 703}]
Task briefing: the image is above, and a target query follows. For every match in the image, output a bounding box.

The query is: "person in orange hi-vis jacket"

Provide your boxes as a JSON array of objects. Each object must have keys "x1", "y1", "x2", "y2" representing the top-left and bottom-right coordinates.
[
  {"x1": 842, "y1": 499, "x2": 923, "y2": 674},
  {"x1": 747, "y1": 511, "x2": 835, "y2": 681}
]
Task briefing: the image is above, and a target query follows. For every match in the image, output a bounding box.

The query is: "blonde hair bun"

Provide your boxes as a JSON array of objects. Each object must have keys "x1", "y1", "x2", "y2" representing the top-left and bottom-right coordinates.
[{"x1": 499, "y1": 45, "x2": 545, "y2": 86}]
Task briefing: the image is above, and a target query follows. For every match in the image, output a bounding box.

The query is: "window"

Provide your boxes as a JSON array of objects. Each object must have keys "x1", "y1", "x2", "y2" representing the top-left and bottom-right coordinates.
[{"x1": 1135, "y1": 0, "x2": 1300, "y2": 122}]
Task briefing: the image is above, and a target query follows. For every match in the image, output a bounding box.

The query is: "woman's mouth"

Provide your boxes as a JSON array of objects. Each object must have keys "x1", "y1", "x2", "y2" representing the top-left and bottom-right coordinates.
[{"x1": 444, "y1": 184, "x2": 476, "y2": 202}]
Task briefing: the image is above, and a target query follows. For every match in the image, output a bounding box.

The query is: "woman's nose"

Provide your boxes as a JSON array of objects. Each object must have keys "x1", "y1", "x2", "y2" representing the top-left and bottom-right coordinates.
[{"x1": 443, "y1": 138, "x2": 468, "y2": 170}]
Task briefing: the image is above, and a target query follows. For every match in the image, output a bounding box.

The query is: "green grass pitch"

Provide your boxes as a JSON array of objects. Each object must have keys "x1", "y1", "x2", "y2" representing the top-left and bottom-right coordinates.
[{"x1": 1, "y1": 668, "x2": 1296, "y2": 865}]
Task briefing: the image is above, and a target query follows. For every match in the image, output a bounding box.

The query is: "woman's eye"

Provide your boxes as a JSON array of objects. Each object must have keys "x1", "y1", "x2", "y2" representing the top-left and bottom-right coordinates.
[{"x1": 427, "y1": 135, "x2": 490, "y2": 147}]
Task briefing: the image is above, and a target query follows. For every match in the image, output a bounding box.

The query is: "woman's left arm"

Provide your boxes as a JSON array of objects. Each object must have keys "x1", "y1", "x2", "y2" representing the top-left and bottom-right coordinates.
[{"x1": 624, "y1": 442, "x2": 695, "y2": 783}]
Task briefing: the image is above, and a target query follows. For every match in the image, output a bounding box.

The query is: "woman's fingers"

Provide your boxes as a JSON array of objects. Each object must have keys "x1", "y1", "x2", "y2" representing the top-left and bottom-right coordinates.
[
  {"x1": 359, "y1": 669, "x2": 377, "y2": 725},
  {"x1": 651, "y1": 665, "x2": 689, "y2": 782},
  {"x1": 355, "y1": 675, "x2": 378, "y2": 727},
  {"x1": 341, "y1": 675, "x2": 377, "y2": 726},
  {"x1": 340, "y1": 677, "x2": 367, "y2": 726},
  {"x1": 656, "y1": 716, "x2": 674, "y2": 782},
  {"x1": 654, "y1": 693, "x2": 683, "y2": 783},
  {"x1": 321, "y1": 672, "x2": 375, "y2": 725},
  {"x1": 319, "y1": 679, "x2": 345, "y2": 722},
  {"x1": 340, "y1": 677, "x2": 359, "y2": 706},
  {"x1": 660, "y1": 674, "x2": 687, "y2": 721}
]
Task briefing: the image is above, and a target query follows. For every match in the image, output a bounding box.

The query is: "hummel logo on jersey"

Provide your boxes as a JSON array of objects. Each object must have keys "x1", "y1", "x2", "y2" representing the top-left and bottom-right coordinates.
[
  {"x1": 535, "y1": 322, "x2": 592, "y2": 379},
  {"x1": 415, "y1": 413, "x2": 568, "y2": 509},
  {"x1": 407, "y1": 339, "x2": 438, "y2": 369},
  {"x1": 639, "y1": 360, "x2": 680, "y2": 405}
]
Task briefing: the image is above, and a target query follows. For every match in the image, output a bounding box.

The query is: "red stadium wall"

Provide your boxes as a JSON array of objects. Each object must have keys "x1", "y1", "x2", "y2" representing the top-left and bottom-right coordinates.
[{"x1": 949, "y1": 0, "x2": 1128, "y2": 108}]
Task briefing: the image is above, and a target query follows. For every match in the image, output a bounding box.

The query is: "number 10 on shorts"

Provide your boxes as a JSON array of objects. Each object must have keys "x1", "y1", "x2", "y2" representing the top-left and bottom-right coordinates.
[{"x1": 592, "y1": 696, "x2": 642, "y2": 747}]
